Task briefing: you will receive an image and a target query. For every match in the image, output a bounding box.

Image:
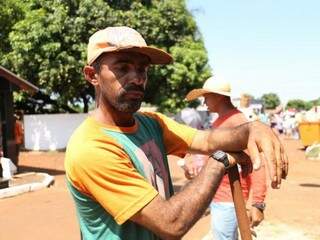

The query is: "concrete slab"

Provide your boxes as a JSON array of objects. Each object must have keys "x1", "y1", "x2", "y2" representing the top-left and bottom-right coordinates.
[{"x1": 0, "y1": 172, "x2": 54, "y2": 199}]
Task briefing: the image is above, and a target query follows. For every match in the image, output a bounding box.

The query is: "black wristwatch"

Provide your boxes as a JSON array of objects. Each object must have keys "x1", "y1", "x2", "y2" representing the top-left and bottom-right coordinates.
[
  {"x1": 252, "y1": 202, "x2": 266, "y2": 212},
  {"x1": 210, "y1": 150, "x2": 231, "y2": 170}
]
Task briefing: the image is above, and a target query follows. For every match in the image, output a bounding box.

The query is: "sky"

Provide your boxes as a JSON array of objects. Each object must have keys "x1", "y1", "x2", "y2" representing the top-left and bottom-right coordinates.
[{"x1": 186, "y1": 0, "x2": 320, "y2": 104}]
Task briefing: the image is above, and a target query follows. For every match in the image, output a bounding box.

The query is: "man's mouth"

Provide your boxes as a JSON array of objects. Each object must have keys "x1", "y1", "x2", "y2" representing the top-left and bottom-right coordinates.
[
  {"x1": 125, "y1": 90, "x2": 144, "y2": 98},
  {"x1": 123, "y1": 84, "x2": 145, "y2": 99}
]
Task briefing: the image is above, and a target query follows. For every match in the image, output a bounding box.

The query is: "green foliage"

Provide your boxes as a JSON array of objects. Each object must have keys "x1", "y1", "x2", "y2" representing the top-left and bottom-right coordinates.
[
  {"x1": 286, "y1": 99, "x2": 313, "y2": 111},
  {"x1": 261, "y1": 93, "x2": 281, "y2": 109},
  {"x1": 309, "y1": 97, "x2": 320, "y2": 107},
  {"x1": 147, "y1": 36, "x2": 211, "y2": 113},
  {"x1": 1, "y1": 0, "x2": 211, "y2": 113},
  {"x1": 0, "y1": 0, "x2": 26, "y2": 56}
]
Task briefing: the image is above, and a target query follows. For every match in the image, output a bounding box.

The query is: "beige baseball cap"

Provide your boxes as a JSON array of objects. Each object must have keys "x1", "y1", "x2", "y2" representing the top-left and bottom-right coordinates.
[
  {"x1": 87, "y1": 26, "x2": 173, "y2": 65},
  {"x1": 186, "y1": 76, "x2": 231, "y2": 101}
]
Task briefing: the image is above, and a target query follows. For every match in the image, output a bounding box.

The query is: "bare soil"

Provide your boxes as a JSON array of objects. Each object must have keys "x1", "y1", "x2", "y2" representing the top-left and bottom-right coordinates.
[{"x1": 0, "y1": 139, "x2": 319, "y2": 240}]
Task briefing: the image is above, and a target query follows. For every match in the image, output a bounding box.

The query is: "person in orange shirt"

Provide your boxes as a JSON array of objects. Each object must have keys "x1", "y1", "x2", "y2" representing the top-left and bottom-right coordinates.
[
  {"x1": 14, "y1": 114, "x2": 24, "y2": 162},
  {"x1": 185, "y1": 77, "x2": 267, "y2": 240}
]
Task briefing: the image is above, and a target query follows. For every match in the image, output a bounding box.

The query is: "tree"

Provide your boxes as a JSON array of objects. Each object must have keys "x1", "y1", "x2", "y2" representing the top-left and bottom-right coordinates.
[
  {"x1": 261, "y1": 93, "x2": 281, "y2": 110},
  {"x1": 2, "y1": 0, "x2": 211, "y2": 113},
  {"x1": 310, "y1": 97, "x2": 320, "y2": 107},
  {"x1": 286, "y1": 99, "x2": 313, "y2": 111},
  {"x1": 0, "y1": 0, "x2": 26, "y2": 58}
]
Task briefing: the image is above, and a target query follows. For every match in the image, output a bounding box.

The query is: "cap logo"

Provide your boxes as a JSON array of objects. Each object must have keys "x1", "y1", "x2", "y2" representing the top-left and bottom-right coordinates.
[{"x1": 106, "y1": 41, "x2": 117, "y2": 48}]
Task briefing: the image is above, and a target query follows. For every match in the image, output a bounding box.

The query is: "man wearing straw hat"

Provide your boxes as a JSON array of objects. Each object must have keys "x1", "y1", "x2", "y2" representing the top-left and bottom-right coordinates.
[
  {"x1": 65, "y1": 26, "x2": 287, "y2": 240},
  {"x1": 185, "y1": 76, "x2": 267, "y2": 240}
]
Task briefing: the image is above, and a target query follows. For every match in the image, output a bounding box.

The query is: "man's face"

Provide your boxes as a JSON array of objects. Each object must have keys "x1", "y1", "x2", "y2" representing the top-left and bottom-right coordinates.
[
  {"x1": 94, "y1": 52, "x2": 150, "y2": 113},
  {"x1": 204, "y1": 93, "x2": 224, "y2": 112}
]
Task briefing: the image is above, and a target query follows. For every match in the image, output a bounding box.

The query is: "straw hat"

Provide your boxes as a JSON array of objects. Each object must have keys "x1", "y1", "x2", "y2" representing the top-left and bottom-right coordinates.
[{"x1": 185, "y1": 76, "x2": 231, "y2": 101}]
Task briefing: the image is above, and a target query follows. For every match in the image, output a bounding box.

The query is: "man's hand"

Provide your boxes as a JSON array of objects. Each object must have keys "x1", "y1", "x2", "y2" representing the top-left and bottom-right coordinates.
[
  {"x1": 181, "y1": 154, "x2": 207, "y2": 180},
  {"x1": 247, "y1": 121, "x2": 289, "y2": 188},
  {"x1": 240, "y1": 162, "x2": 253, "y2": 178},
  {"x1": 248, "y1": 206, "x2": 264, "y2": 228},
  {"x1": 184, "y1": 163, "x2": 202, "y2": 180}
]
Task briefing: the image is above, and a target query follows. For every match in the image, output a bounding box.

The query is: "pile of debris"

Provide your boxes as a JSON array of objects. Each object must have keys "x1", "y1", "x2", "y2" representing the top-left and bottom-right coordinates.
[{"x1": 305, "y1": 143, "x2": 320, "y2": 160}]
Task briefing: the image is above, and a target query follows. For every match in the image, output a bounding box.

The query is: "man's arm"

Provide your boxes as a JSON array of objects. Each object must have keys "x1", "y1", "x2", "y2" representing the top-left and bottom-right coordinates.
[
  {"x1": 130, "y1": 152, "x2": 248, "y2": 240},
  {"x1": 249, "y1": 154, "x2": 267, "y2": 227},
  {"x1": 189, "y1": 121, "x2": 288, "y2": 188},
  {"x1": 131, "y1": 157, "x2": 225, "y2": 240}
]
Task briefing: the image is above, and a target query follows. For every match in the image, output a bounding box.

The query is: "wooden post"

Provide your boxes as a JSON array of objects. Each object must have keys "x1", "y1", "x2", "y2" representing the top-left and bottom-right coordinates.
[{"x1": 0, "y1": 79, "x2": 17, "y2": 166}]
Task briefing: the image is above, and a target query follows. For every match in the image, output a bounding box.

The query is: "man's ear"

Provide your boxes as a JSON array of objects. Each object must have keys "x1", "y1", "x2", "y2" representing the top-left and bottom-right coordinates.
[{"x1": 83, "y1": 66, "x2": 99, "y2": 86}]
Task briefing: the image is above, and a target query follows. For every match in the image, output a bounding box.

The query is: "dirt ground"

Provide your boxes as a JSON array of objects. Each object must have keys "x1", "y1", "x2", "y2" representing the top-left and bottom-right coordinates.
[{"x1": 0, "y1": 138, "x2": 319, "y2": 240}]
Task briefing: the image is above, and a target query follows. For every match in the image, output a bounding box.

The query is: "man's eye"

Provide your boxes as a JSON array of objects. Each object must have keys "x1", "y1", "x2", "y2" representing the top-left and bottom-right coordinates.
[
  {"x1": 118, "y1": 64, "x2": 130, "y2": 72},
  {"x1": 138, "y1": 67, "x2": 148, "y2": 74}
]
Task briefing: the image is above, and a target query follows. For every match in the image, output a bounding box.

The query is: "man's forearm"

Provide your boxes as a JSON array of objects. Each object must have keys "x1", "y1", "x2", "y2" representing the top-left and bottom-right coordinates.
[
  {"x1": 165, "y1": 159, "x2": 225, "y2": 237},
  {"x1": 190, "y1": 122, "x2": 251, "y2": 155},
  {"x1": 207, "y1": 122, "x2": 250, "y2": 153},
  {"x1": 251, "y1": 163, "x2": 267, "y2": 203}
]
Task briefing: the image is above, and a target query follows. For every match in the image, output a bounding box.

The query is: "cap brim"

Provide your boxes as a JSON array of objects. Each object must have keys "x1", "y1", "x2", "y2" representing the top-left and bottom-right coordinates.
[
  {"x1": 186, "y1": 89, "x2": 231, "y2": 101},
  {"x1": 89, "y1": 46, "x2": 172, "y2": 65},
  {"x1": 123, "y1": 46, "x2": 173, "y2": 65}
]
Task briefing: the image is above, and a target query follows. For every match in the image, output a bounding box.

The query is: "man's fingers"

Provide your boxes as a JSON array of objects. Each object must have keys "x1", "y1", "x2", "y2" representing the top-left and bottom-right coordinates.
[
  {"x1": 247, "y1": 141, "x2": 261, "y2": 170},
  {"x1": 253, "y1": 157, "x2": 261, "y2": 171},
  {"x1": 241, "y1": 163, "x2": 252, "y2": 177},
  {"x1": 281, "y1": 145, "x2": 289, "y2": 179},
  {"x1": 274, "y1": 140, "x2": 282, "y2": 188},
  {"x1": 259, "y1": 139, "x2": 277, "y2": 186},
  {"x1": 258, "y1": 128, "x2": 283, "y2": 188},
  {"x1": 251, "y1": 221, "x2": 259, "y2": 228},
  {"x1": 247, "y1": 121, "x2": 288, "y2": 189},
  {"x1": 195, "y1": 166, "x2": 202, "y2": 175}
]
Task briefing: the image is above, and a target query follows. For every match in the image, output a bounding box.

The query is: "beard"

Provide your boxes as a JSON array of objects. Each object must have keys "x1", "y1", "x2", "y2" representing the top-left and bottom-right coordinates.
[
  {"x1": 116, "y1": 95, "x2": 143, "y2": 113},
  {"x1": 103, "y1": 84, "x2": 145, "y2": 113}
]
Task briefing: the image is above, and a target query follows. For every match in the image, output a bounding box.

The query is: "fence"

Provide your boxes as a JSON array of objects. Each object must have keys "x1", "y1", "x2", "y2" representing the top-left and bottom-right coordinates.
[{"x1": 24, "y1": 113, "x2": 88, "y2": 151}]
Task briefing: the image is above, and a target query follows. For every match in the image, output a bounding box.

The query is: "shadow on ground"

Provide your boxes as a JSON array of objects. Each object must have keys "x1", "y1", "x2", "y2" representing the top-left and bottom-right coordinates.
[
  {"x1": 19, "y1": 165, "x2": 65, "y2": 176},
  {"x1": 299, "y1": 183, "x2": 320, "y2": 188}
]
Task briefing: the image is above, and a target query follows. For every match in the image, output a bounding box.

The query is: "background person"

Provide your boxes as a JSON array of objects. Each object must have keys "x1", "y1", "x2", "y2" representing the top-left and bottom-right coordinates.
[
  {"x1": 185, "y1": 77, "x2": 267, "y2": 240},
  {"x1": 14, "y1": 113, "x2": 24, "y2": 167}
]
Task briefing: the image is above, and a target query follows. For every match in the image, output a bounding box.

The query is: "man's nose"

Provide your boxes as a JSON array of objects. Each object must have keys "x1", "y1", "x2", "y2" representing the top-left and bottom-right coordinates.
[{"x1": 130, "y1": 69, "x2": 146, "y2": 85}]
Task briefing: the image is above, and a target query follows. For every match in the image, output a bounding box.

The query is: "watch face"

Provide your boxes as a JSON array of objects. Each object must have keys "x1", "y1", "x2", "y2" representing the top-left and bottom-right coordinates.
[
  {"x1": 213, "y1": 150, "x2": 226, "y2": 160},
  {"x1": 212, "y1": 150, "x2": 230, "y2": 169}
]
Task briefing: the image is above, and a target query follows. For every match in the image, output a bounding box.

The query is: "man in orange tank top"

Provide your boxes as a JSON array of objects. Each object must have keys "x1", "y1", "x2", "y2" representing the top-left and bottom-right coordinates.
[{"x1": 185, "y1": 77, "x2": 267, "y2": 240}]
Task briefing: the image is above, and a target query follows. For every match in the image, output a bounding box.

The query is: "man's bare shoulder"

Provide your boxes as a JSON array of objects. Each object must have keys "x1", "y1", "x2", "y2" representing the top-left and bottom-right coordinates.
[{"x1": 219, "y1": 111, "x2": 248, "y2": 128}]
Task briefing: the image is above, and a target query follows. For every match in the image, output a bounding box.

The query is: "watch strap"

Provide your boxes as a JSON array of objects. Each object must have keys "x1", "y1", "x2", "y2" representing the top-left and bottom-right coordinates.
[{"x1": 252, "y1": 202, "x2": 266, "y2": 212}]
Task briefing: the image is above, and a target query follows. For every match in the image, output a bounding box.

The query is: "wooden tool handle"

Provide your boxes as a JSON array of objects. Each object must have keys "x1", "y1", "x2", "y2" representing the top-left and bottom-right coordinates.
[{"x1": 228, "y1": 166, "x2": 253, "y2": 240}]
